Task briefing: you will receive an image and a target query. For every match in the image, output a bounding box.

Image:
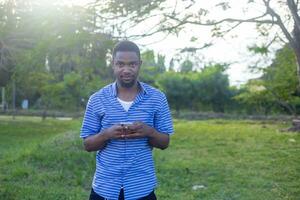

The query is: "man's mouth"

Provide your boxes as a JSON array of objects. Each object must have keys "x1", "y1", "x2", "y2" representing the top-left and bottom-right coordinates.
[{"x1": 121, "y1": 76, "x2": 133, "y2": 81}]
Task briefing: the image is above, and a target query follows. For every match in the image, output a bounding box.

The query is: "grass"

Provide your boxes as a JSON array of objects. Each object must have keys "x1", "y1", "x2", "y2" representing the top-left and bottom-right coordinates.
[
  {"x1": 0, "y1": 116, "x2": 79, "y2": 162},
  {"x1": 0, "y1": 116, "x2": 91, "y2": 200},
  {"x1": 155, "y1": 120, "x2": 300, "y2": 200},
  {"x1": 0, "y1": 117, "x2": 299, "y2": 199}
]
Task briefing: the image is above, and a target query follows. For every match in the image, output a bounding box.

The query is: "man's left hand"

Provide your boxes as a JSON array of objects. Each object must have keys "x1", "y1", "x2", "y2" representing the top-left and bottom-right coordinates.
[{"x1": 125, "y1": 122, "x2": 155, "y2": 139}]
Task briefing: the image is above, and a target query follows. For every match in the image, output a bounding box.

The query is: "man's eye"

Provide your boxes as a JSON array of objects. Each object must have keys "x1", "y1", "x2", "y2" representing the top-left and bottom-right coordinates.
[
  {"x1": 117, "y1": 62, "x2": 125, "y2": 67},
  {"x1": 129, "y1": 62, "x2": 138, "y2": 67}
]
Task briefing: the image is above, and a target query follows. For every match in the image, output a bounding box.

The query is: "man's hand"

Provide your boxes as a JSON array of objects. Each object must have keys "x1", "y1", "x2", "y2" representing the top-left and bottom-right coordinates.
[
  {"x1": 103, "y1": 124, "x2": 127, "y2": 140},
  {"x1": 84, "y1": 122, "x2": 170, "y2": 151},
  {"x1": 124, "y1": 122, "x2": 155, "y2": 139},
  {"x1": 124, "y1": 122, "x2": 170, "y2": 150},
  {"x1": 84, "y1": 124, "x2": 127, "y2": 152}
]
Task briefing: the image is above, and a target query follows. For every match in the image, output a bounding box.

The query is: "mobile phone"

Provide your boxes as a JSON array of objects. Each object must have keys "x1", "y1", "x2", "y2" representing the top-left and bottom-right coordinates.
[{"x1": 120, "y1": 122, "x2": 133, "y2": 135}]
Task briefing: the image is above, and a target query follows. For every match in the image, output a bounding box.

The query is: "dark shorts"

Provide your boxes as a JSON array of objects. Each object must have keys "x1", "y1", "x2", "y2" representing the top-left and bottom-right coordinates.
[{"x1": 89, "y1": 188, "x2": 157, "y2": 200}]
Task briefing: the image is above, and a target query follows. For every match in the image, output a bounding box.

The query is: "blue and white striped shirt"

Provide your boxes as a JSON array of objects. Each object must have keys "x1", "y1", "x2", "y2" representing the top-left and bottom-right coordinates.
[{"x1": 80, "y1": 82, "x2": 174, "y2": 200}]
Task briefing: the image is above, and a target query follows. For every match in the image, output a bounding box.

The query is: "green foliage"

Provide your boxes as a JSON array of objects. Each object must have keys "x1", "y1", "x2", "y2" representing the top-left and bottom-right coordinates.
[
  {"x1": 234, "y1": 80, "x2": 274, "y2": 114},
  {"x1": 1, "y1": 0, "x2": 299, "y2": 116},
  {"x1": 248, "y1": 44, "x2": 269, "y2": 55},
  {"x1": 157, "y1": 72, "x2": 193, "y2": 112},
  {"x1": 0, "y1": 42, "x2": 14, "y2": 87},
  {"x1": 180, "y1": 59, "x2": 193, "y2": 73},
  {"x1": 195, "y1": 64, "x2": 231, "y2": 112},
  {"x1": 158, "y1": 64, "x2": 232, "y2": 113},
  {"x1": 139, "y1": 50, "x2": 166, "y2": 86},
  {"x1": 0, "y1": 0, "x2": 114, "y2": 111},
  {"x1": 263, "y1": 46, "x2": 299, "y2": 114},
  {"x1": 236, "y1": 46, "x2": 300, "y2": 115}
]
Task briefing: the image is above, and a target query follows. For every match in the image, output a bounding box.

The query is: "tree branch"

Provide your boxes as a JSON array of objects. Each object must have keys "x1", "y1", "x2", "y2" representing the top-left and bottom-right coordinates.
[
  {"x1": 179, "y1": 43, "x2": 213, "y2": 53},
  {"x1": 111, "y1": 17, "x2": 188, "y2": 39},
  {"x1": 261, "y1": 0, "x2": 296, "y2": 48},
  {"x1": 276, "y1": 33, "x2": 289, "y2": 44},
  {"x1": 265, "y1": 34, "x2": 279, "y2": 48},
  {"x1": 165, "y1": 12, "x2": 275, "y2": 27},
  {"x1": 218, "y1": 21, "x2": 243, "y2": 36}
]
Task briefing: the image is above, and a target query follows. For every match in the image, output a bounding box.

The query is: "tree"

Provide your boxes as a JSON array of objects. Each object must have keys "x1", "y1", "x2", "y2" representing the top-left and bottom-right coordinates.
[
  {"x1": 157, "y1": 72, "x2": 193, "y2": 114},
  {"x1": 195, "y1": 64, "x2": 231, "y2": 112},
  {"x1": 90, "y1": 0, "x2": 300, "y2": 86},
  {"x1": 263, "y1": 45, "x2": 300, "y2": 114},
  {"x1": 0, "y1": 0, "x2": 115, "y2": 111},
  {"x1": 180, "y1": 59, "x2": 193, "y2": 73},
  {"x1": 157, "y1": 64, "x2": 231, "y2": 113},
  {"x1": 139, "y1": 50, "x2": 166, "y2": 86},
  {"x1": 235, "y1": 45, "x2": 300, "y2": 115},
  {"x1": 0, "y1": 41, "x2": 14, "y2": 87},
  {"x1": 234, "y1": 79, "x2": 275, "y2": 115}
]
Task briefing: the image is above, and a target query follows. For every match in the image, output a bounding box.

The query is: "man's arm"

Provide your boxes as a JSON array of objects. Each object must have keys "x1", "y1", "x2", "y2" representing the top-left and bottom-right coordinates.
[
  {"x1": 83, "y1": 131, "x2": 109, "y2": 152},
  {"x1": 148, "y1": 129, "x2": 170, "y2": 150},
  {"x1": 83, "y1": 125, "x2": 124, "y2": 152},
  {"x1": 150, "y1": 93, "x2": 174, "y2": 149}
]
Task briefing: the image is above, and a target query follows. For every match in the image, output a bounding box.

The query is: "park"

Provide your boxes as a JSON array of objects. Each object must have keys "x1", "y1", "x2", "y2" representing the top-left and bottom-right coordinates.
[{"x1": 1, "y1": 0, "x2": 300, "y2": 199}]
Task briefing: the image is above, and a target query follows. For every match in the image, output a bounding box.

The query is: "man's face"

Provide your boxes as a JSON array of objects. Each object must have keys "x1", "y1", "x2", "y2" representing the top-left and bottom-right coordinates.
[{"x1": 113, "y1": 51, "x2": 141, "y2": 88}]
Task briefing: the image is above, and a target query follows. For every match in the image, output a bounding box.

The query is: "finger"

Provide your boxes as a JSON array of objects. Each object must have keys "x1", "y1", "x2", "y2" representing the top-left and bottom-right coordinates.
[
  {"x1": 111, "y1": 130, "x2": 124, "y2": 139},
  {"x1": 123, "y1": 125, "x2": 130, "y2": 131},
  {"x1": 115, "y1": 132, "x2": 126, "y2": 139},
  {"x1": 114, "y1": 125, "x2": 124, "y2": 131},
  {"x1": 130, "y1": 123, "x2": 143, "y2": 131},
  {"x1": 133, "y1": 121, "x2": 144, "y2": 126},
  {"x1": 125, "y1": 132, "x2": 143, "y2": 139}
]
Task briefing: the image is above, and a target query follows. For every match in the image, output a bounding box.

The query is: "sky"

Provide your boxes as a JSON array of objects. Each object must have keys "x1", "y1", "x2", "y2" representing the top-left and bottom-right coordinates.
[
  {"x1": 66, "y1": 0, "x2": 285, "y2": 86},
  {"x1": 128, "y1": 0, "x2": 284, "y2": 86},
  {"x1": 134, "y1": 23, "x2": 268, "y2": 86}
]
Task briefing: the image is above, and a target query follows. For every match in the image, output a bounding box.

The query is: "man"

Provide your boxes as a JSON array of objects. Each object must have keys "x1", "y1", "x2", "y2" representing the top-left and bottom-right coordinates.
[{"x1": 80, "y1": 40, "x2": 174, "y2": 200}]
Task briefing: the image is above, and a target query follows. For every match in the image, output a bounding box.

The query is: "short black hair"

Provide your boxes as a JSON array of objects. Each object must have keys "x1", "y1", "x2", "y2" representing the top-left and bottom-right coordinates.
[{"x1": 112, "y1": 40, "x2": 141, "y2": 60}]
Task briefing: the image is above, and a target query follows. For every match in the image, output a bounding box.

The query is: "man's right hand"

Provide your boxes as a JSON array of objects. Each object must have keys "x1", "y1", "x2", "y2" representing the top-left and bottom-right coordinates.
[
  {"x1": 103, "y1": 124, "x2": 126, "y2": 140},
  {"x1": 84, "y1": 124, "x2": 126, "y2": 152}
]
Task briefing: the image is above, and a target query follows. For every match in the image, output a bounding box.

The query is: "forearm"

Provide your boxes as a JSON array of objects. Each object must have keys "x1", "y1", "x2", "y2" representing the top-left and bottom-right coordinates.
[
  {"x1": 83, "y1": 130, "x2": 109, "y2": 152},
  {"x1": 148, "y1": 130, "x2": 170, "y2": 150}
]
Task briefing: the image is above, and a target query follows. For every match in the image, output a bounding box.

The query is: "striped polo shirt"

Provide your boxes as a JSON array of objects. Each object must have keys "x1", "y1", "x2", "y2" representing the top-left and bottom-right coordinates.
[{"x1": 80, "y1": 81, "x2": 174, "y2": 200}]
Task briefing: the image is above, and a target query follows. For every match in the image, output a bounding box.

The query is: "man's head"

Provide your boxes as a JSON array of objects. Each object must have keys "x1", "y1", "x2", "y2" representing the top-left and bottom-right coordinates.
[{"x1": 112, "y1": 41, "x2": 142, "y2": 88}]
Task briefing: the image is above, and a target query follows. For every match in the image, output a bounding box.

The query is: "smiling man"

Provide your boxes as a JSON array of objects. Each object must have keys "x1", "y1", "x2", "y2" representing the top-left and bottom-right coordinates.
[{"x1": 80, "y1": 40, "x2": 174, "y2": 200}]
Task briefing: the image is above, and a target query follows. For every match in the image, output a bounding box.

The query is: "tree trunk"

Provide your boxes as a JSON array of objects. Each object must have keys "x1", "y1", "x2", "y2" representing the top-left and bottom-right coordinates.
[
  {"x1": 287, "y1": 119, "x2": 300, "y2": 132},
  {"x1": 292, "y1": 23, "x2": 300, "y2": 90},
  {"x1": 12, "y1": 79, "x2": 16, "y2": 120},
  {"x1": 175, "y1": 106, "x2": 180, "y2": 118},
  {"x1": 42, "y1": 109, "x2": 47, "y2": 121},
  {"x1": 295, "y1": 50, "x2": 300, "y2": 90},
  {"x1": 1, "y1": 87, "x2": 5, "y2": 111}
]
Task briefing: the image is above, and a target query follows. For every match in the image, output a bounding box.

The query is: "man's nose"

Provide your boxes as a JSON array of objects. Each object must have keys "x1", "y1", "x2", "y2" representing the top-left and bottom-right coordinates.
[{"x1": 122, "y1": 66, "x2": 132, "y2": 72}]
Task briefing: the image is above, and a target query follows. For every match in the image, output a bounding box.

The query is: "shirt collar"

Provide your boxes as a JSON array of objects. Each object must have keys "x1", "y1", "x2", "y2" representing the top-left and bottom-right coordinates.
[{"x1": 111, "y1": 81, "x2": 147, "y2": 97}]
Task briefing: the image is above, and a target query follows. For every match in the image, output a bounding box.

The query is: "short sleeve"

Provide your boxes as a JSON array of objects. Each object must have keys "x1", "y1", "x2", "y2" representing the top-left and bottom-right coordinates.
[
  {"x1": 154, "y1": 94, "x2": 174, "y2": 135},
  {"x1": 80, "y1": 95, "x2": 102, "y2": 138}
]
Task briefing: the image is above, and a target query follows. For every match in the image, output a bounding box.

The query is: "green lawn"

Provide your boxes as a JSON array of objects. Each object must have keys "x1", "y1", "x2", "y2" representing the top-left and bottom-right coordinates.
[{"x1": 0, "y1": 117, "x2": 299, "y2": 200}]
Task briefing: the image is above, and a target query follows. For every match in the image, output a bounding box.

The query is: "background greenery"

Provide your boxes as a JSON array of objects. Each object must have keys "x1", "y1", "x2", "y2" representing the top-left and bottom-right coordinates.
[
  {"x1": 1, "y1": 0, "x2": 300, "y2": 116},
  {"x1": 1, "y1": 1, "x2": 300, "y2": 199}
]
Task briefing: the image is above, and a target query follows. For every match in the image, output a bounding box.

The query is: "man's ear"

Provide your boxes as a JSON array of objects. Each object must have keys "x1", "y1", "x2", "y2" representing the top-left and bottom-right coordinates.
[{"x1": 111, "y1": 59, "x2": 115, "y2": 68}]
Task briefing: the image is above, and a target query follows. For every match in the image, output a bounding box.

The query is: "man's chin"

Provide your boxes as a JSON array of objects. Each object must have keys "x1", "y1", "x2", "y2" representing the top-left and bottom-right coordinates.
[{"x1": 120, "y1": 80, "x2": 135, "y2": 88}]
